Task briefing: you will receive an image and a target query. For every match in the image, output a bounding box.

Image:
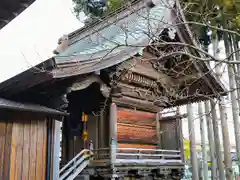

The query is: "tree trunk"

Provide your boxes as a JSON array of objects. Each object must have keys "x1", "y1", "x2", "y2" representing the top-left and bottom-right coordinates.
[
  {"x1": 203, "y1": 45, "x2": 217, "y2": 180},
  {"x1": 198, "y1": 102, "x2": 208, "y2": 180},
  {"x1": 213, "y1": 37, "x2": 233, "y2": 180},
  {"x1": 204, "y1": 101, "x2": 217, "y2": 180},
  {"x1": 210, "y1": 100, "x2": 225, "y2": 180},
  {"x1": 222, "y1": 14, "x2": 240, "y2": 172},
  {"x1": 187, "y1": 104, "x2": 199, "y2": 180}
]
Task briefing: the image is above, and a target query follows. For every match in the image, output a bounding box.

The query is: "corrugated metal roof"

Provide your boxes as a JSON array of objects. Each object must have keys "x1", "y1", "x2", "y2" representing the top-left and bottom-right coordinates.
[
  {"x1": 53, "y1": 0, "x2": 174, "y2": 78},
  {"x1": 0, "y1": 98, "x2": 68, "y2": 116}
]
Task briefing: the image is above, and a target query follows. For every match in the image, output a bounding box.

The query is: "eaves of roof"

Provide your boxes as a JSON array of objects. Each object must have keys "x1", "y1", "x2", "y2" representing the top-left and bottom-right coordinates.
[{"x1": 0, "y1": 97, "x2": 68, "y2": 117}]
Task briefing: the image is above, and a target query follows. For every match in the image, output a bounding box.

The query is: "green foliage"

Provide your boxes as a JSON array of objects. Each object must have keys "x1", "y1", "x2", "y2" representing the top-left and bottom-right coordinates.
[
  {"x1": 181, "y1": 0, "x2": 240, "y2": 44},
  {"x1": 72, "y1": 0, "x2": 126, "y2": 19},
  {"x1": 182, "y1": 0, "x2": 240, "y2": 29},
  {"x1": 107, "y1": 0, "x2": 125, "y2": 13}
]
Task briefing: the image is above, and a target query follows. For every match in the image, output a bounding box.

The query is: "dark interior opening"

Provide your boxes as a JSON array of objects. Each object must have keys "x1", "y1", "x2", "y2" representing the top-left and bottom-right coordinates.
[{"x1": 61, "y1": 83, "x2": 106, "y2": 163}]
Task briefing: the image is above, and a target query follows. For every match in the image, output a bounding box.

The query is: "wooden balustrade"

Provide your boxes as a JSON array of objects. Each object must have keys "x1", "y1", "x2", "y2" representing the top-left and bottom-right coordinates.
[{"x1": 91, "y1": 145, "x2": 183, "y2": 165}]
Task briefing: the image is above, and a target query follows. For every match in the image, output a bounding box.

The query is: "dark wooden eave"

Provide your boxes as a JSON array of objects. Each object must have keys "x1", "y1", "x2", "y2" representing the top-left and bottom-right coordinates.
[
  {"x1": 0, "y1": 58, "x2": 55, "y2": 98},
  {"x1": 0, "y1": 98, "x2": 68, "y2": 117},
  {"x1": 0, "y1": 0, "x2": 35, "y2": 29}
]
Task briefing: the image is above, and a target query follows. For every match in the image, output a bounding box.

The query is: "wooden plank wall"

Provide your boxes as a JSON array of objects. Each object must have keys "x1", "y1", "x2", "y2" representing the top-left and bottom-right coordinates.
[
  {"x1": 0, "y1": 112, "x2": 48, "y2": 180},
  {"x1": 0, "y1": 120, "x2": 13, "y2": 180},
  {"x1": 160, "y1": 119, "x2": 178, "y2": 150},
  {"x1": 117, "y1": 108, "x2": 157, "y2": 146}
]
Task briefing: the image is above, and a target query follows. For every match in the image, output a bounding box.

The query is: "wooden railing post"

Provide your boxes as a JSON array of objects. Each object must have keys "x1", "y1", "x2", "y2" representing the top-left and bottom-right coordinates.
[
  {"x1": 110, "y1": 138, "x2": 117, "y2": 180},
  {"x1": 110, "y1": 138, "x2": 117, "y2": 163},
  {"x1": 89, "y1": 140, "x2": 94, "y2": 159}
]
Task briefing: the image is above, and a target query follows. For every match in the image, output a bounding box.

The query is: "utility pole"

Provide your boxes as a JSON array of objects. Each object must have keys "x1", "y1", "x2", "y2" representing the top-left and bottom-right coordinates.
[
  {"x1": 198, "y1": 102, "x2": 208, "y2": 180},
  {"x1": 187, "y1": 104, "x2": 199, "y2": 180},
  {"x1": 210, "y1": 100, "x2": 225, "y2": 180},
  {"x1": 213, "y1": 37, "x2": 233, "y2": 180}
]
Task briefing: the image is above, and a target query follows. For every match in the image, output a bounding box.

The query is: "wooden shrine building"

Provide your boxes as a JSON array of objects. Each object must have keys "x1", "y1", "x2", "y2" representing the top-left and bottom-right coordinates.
[{"x1": 0, "y1": 0, "x2": 226, "y2": 179}]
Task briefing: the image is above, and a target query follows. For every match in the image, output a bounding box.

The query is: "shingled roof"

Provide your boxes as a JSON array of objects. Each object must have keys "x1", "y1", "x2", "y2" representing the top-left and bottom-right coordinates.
[{"x1": 53, "y1": 0, "x2": 175, "y2": 78}]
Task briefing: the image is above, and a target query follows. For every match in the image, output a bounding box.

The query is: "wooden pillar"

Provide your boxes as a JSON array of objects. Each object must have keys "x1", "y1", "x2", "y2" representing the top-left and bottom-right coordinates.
[
  {"x1": 109, "y1": 103, "x2": 117, "y2": 180},
  {"x1": 96, "y1": 115, "x2": 99, "y2": 150},
  {"x1": 52, "y1": 120, "x2": 61, "y2": 180},
  {"x1": 99, "y1": 110, "x2": 105, "y2": 148},
  {"x1": 109, "y1": 103, "x2": 117, "y2": 143},
  {"x1": 61, "y1": 118, "x2": 67, "y2": 167},
  {"x1": 176, "y1": 109, "x2": 185, "y2": 162},
  {"x1": 156, "y1": 112, "x2": 161, "y2": 147}
]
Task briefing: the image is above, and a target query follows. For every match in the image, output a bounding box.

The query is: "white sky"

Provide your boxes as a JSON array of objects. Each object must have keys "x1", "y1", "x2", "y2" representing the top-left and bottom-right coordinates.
[{"x1": 0, "y1": 0, "x2": 82, "y2": 83}]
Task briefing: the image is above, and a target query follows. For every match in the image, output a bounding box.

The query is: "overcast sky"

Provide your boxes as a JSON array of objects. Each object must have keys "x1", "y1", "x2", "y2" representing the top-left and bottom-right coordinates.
[{"x1": 0, "y1": 0, "x2": 82, "y2": 83}]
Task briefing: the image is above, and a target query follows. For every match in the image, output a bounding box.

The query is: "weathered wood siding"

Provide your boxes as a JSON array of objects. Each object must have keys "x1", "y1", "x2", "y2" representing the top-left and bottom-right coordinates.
[
  {"x1": 117, "y1": 124, "x2": 157, "y2": 144},
  {"x1": 0, "y1": 120, "x2": 13, "y2": 180},
  {"x1": 160, "y1": 119, "x2": 179, "y2": 150},
  {"x1": 0, "y1": 112, "x2": 48, "y2": 180},
  {"x1": 117, "y1": 108, "x2": 157, "y2": 145}
]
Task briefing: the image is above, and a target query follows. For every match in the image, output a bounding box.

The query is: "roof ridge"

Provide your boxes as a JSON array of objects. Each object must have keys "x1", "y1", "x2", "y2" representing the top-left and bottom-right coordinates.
[{"x1": 68, "y1": 0, "x2": 145, "y2": 42}]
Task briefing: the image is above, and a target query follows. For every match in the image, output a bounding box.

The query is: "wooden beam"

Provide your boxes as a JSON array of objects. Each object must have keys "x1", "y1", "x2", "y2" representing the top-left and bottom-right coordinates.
[
  {"x1": 130, "y1": 62, "x2": 162, "y2": 81},
  {"x1": 117, "y1": 82, "x2": 157, "y2": 101},
  {"x1": 176, "y1": 73, "x2": 201, "y2": 82},
  {"x1": 112, "y1": 96, "x2": 160, "y2": 113}
]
